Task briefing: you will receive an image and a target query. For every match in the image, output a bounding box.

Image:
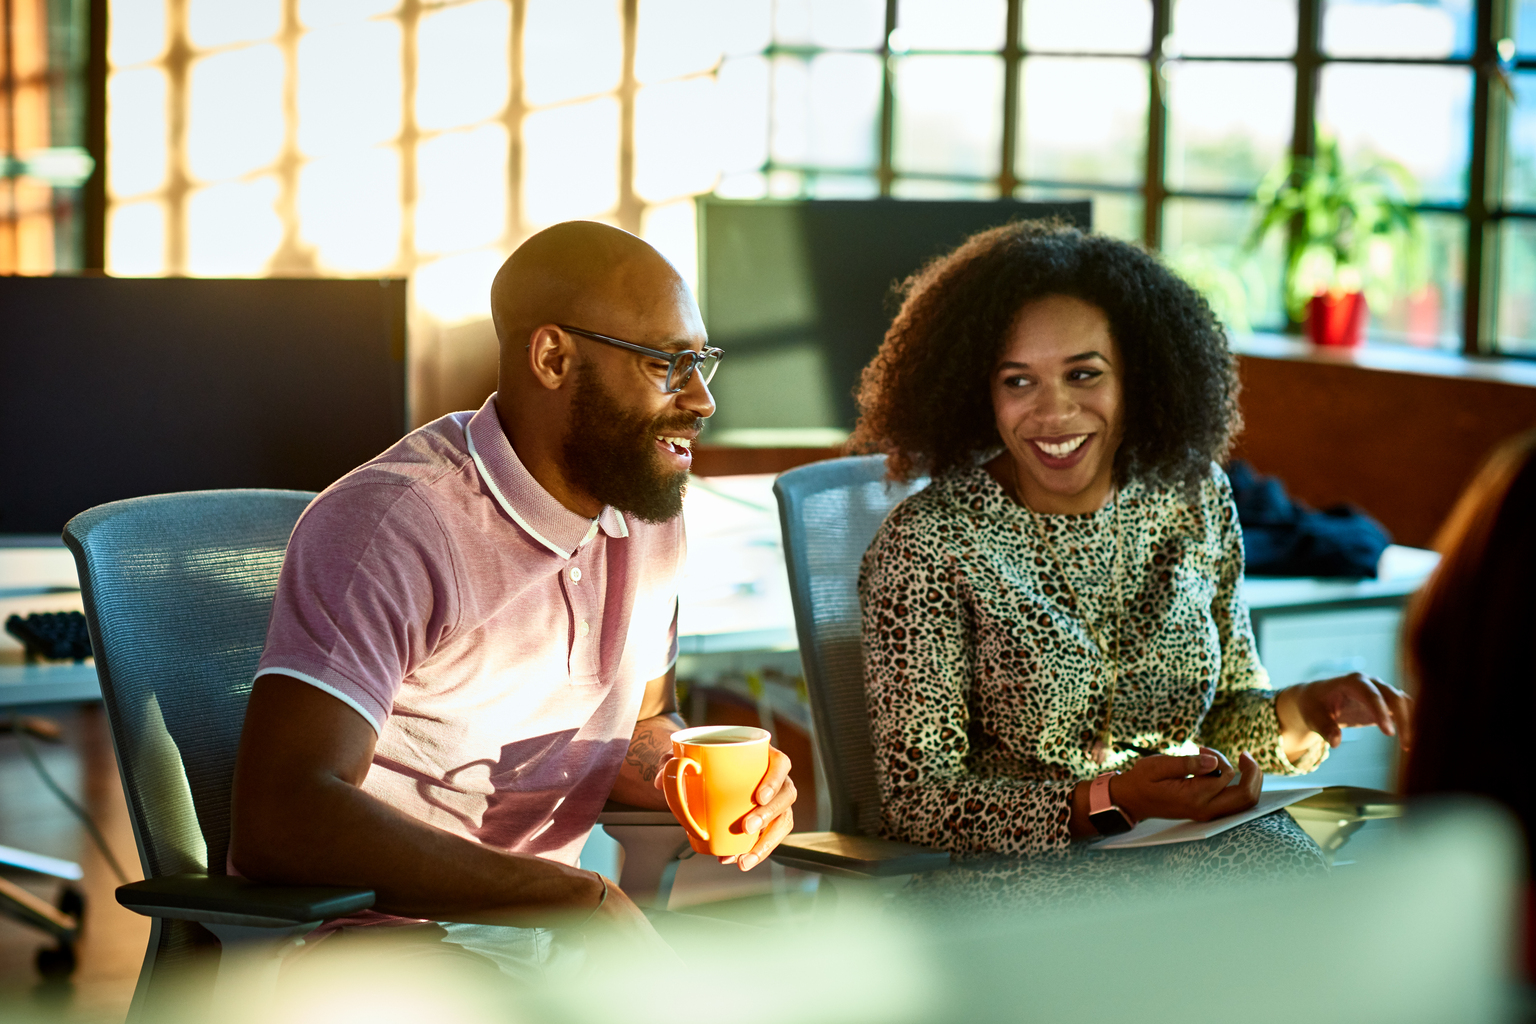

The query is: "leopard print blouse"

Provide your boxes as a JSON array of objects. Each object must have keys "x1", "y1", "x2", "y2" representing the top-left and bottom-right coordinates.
[{"x1": 858, "y1": 461, "x2": 1325, "y2": 857}]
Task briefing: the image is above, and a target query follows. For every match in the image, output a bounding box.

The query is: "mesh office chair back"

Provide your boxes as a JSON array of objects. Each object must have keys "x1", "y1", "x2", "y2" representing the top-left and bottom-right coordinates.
[
  {"x1": 62, "y1": 490, "x2": 315, "y2": 975},
  {"x1": 773, "y1": 456, "x2": 928, "y2": 836}
]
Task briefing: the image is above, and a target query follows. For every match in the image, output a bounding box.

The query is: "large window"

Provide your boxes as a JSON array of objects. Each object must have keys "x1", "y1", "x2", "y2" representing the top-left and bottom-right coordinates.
[{"x1": 93, "y1": 0, "x2": 1536, "y2": 356}]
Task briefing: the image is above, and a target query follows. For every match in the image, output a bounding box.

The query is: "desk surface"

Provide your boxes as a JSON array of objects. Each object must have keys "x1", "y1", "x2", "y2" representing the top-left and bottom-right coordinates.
[{"x1": 0, "y1": 476, "x2": 1442, "y2": 706}]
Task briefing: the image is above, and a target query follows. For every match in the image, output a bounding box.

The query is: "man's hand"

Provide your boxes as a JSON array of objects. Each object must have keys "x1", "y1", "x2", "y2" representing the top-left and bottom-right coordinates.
[
  {"x1": 653, "y1": 744, "x2": 797, "y2": 871},
  {"x1": 1107, "y1": 747, "x2": 1261, "y2": 825},
  {"x1": 1277, "y1": 673, "x2": 1413, "y2": 760}
]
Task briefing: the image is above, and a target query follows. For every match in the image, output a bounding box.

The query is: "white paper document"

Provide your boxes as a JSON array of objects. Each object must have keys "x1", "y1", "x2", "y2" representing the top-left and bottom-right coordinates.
[{"x1": 1094, "y1": 785, "x2": 1324, "y2": 850}]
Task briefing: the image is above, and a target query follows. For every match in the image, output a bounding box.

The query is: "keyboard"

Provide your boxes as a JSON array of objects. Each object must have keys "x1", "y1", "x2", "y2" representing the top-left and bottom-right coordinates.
[{"x1": 5, "y1": 612, "x2": 93, "y2": 662}]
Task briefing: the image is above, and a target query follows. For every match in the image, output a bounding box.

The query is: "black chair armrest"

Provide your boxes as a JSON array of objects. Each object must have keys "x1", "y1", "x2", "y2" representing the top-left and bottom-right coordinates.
[
  {"x1": 117, "y1": 872, "x2": 374, "y2": 927},
  {"x1": 770, "y1": 831, "x2": 950, "y2": 877},
  {"x1": 596, "y1": 799, "x2": 679, "y2": 826}
]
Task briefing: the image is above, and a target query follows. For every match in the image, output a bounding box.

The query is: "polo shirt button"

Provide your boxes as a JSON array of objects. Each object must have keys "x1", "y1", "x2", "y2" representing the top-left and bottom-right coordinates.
[
  {"x1": 579, "y1": 620, "x2": 590, "y2": 637},
  {"x1": 570, "y1": 567, "x2": 582, "y2": 583}
]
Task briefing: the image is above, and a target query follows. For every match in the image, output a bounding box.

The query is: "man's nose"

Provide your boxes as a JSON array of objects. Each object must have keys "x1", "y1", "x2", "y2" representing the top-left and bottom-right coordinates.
[{"x1": 677, "y1": 368, "x2": 716, "y2": 419}]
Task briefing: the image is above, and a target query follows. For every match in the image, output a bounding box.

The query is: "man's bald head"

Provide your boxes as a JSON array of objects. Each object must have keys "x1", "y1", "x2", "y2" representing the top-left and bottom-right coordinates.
[{"x1": 490, "y1": 221, "x2": 698, "y2": 359}]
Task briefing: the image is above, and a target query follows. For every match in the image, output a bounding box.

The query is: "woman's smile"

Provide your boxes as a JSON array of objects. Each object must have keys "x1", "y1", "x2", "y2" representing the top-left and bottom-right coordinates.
[{"x1": 1029, "y1": 432, "x2": 1093, "y2": 468}]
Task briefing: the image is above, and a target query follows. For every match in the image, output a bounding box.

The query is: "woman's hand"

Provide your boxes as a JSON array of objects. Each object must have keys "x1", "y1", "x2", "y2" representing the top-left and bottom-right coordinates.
[
  {"x1": 1109, "y1": 747, "x2": 1261, "y2": 825},
  {"x1": 1276, "y1": 674, "x2": 1413, "y2": 763}
]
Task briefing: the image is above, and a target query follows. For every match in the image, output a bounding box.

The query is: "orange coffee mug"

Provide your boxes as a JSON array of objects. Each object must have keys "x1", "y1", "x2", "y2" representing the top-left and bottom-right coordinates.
[{"x1": 662, "y1": 726, "x2": 771, "y2": 857}]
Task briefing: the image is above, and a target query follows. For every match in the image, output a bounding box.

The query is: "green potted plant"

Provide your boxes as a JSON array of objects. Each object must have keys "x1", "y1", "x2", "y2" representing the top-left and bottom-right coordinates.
[{"x1": 1247, "y1": 136, "x2": 1423, "y2": 347}]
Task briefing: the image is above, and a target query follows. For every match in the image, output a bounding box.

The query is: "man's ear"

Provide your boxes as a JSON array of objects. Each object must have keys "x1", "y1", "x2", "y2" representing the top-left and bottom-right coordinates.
[{"x1": 526, "y1": 324, "x2": 576, "y2": 391}]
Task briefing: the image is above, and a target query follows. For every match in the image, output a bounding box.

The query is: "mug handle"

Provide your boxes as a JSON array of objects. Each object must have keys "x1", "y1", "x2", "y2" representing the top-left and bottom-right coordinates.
[{"x1": 663, "y1": 756, "x2": 709, "y2": 842}]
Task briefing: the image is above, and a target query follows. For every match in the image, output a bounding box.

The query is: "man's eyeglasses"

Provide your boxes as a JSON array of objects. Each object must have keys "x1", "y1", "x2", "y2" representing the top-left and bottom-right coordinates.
[{"x1": 559, "y1": 324, "x2": 723, "y2": 394}]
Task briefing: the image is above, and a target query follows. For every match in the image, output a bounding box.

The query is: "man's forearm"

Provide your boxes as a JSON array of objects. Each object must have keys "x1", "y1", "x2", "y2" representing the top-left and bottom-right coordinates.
[
  {"x1": 608, "y1": 712, "x2": 685, "y2": 808},
  {"x1": 233, "y1": 771, "x2": 601, "y2": 926}
]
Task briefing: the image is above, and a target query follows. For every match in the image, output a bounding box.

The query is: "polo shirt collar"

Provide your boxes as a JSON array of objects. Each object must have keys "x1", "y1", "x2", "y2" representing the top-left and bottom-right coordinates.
[{"x1": 465, "y1": 394, "x2": 628, "y2": 559}]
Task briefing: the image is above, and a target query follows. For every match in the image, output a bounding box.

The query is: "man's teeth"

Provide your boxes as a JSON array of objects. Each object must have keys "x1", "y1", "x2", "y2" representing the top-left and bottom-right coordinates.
[
  {"x1": 658, "y1": 436, "x2": 692, "y2": 451},
  {"x1": 1034, "y1": 436, "x2": 1087, "y2": 458}
]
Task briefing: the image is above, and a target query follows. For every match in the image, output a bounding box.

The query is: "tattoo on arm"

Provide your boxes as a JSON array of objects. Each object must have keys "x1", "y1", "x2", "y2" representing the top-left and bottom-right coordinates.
[{"x1": 624, "y1": 722, "x2": 672, "y2": 783}]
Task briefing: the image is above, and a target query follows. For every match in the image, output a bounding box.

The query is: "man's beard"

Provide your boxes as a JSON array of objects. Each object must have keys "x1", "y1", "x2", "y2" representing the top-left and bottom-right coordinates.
[{"x1": 560, "y1": 364, "x2": 693, "y2": 525}]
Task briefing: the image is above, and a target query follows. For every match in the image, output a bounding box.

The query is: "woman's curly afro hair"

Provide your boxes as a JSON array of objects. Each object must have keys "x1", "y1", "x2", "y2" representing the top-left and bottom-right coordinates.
[{"x1": 849, "y1": 219, "x2": 1241, "y2": 495}]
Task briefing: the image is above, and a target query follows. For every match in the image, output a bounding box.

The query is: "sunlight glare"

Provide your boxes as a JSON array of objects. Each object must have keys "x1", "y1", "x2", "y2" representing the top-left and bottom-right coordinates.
[
  {"x1": 105, "y1": 201, "x2": 165, "y2": 276},
  {"x1": 187, "y1": 44, "x2": 286, "y2": 182},
  {"x1": 715, "y1": 57, "x2": 770, "y2": 174},
  {"x1": 522, "y1": 97, "x2": 620, "y2": 226},
  {"x1": 187, "y1": 0, "x2": 281, "y2": 50},
  {"x1": 186, "y1": 176, "x2": 284, "y2": 276},
  {"x1": 772, "y1": 53, "x2": 882, "y2": 170},
  {"x1": 106, "y1": 66, "x2": 167, "y2": 197},
  {"x1": 299, "y1": 0, "x2": 400, "y2": 29},
  {"x1": 1171, "y1": 0, "x2": 1296, "y2": 57},
  {"x1": 1024, "y1": 0, "x2": 1151, "y2": 53},
  {"x1": 415, "y1": 124, "x2": 508, "y2": 254},
  {"x1": 417, "y1": 1, "x2": 509, "y2": 131},
  {"x1": 637, "y1": 0, "x2": 724, "y2": 83},
  {"x1": 298, "y1": 19, "x2": 403, "y2": 157},
  {"x1": 635, "y1": 77, "x2": 719, "y2": 202},
  {"x1": 299, "y1": 147, "x2": 401, "y2": 271},
  {"x1": 894, "y1": 56, "x2": 1003, "y2": 178},
  {"x1": 414, "y1": 248, "x2": 505, "y2": 324},
  {"x1": 1324, "y1": 2, "x2": 1460, "y2": 58},
  {"x1": 773, "y1": 0, "x2": 886, "y2": 48},
  {"x1": 108, "y1": 0, "x2": 166, "y2": 66},
  {"x1": 523, "y1": 0, "x2": 622, "y2": 107},
  {"x1": 894, "y1": 0, "x2": 1006, "y2": 52},
  {"x1": 641, "y1": 198, "x2": 699, "y2": 294}
]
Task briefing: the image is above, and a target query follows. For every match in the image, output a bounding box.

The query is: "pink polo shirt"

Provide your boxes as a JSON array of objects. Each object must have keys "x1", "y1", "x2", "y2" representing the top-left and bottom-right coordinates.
[{"x1": 253, "y1": 394, "x2": 682, "y2": 876}]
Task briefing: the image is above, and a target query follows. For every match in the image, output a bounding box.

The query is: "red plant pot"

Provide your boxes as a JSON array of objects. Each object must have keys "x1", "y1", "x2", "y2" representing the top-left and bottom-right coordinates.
[{"x1": 1305, "y1": 290, "x2": 1368, "y2": 347}]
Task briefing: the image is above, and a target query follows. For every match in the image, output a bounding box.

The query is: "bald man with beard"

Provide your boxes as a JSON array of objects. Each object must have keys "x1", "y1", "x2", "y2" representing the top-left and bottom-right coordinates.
[{"x1": 229, "y1": 222, "x2": 796, "y2": 972}]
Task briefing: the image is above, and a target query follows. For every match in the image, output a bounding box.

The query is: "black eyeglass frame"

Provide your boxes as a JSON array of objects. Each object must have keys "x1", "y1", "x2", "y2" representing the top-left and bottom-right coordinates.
[{"x1": 558, "y1": 324, "x2": 723, "y2": 394}]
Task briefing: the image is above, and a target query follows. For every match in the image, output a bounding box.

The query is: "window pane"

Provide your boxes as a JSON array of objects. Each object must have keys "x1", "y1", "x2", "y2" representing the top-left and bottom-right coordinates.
[
  {"x1": 187, "y1": 45, "x2": 286, "y2": 182},
  {"x1": 417, "y1": 1, "x2": 509, "y2": 131},
  {"x1": 637, "y1": 0, "x2": 725, "y2": 83},
  {"x1": 771, "y1": 53, "x2": 882, "y2": 170},
  {"x1": 1497, "y1": 219, "x2": 1536, "y2": 354},
  {"x1": 299, "y1": 0, "x2": 399, "y2": 29},
  {"x1": 106, "y1": 66, "x2": 167, "y2": 196},
  {"x1": 635, "y1": 77, "x2": 720, "y2": 202},
  {"x1": 1322, "y1": 0, "x2": 1472, "y2": 59},
  {"x1": 641, "y1": 197, "x2": 698, "y2": 292},
  {"x1": 188, "y1": 0, "x2": 281, "y2": 50},
  {"x1": 808, "y1": 173, "x2": 881, "y2": 197},
  {"x1": 105, "y1": 200, "x2": 165, "y2": 275},
  {"x1": 1520, "y1": 0, "x2": 1536, "y2": 55},
  {"x1": 1504, "y1": 71, "x2": 1536, "y2": 208},
  {"x1": 773, "y1": 0, "x2": 886, "y2": 49},
  {"x1": 416, "y1": 124, "x2": 508, "y2": 254},
  {"x1": 1018, "y1": 57, "x2": 1145, "y2": 186},
  {"x1": 1165, "y1": 61, "x2": 1293, "y2": 193},
  {"x1": 297, "y1": 20, "x2": 402, "y2": 157},
  {"x1": 108, "y1": 0, "x2": 166, "y2": 66},
  {"x1": 524, "y1": 0, "x2": 622, "y2": 107},
  {"x1": 1162, "y1": 198, "x2": 1286, "y2": 333},
  {"x1": 895, "y1": 0, "x2": 1007, "y2": 52},
  {"x1": 1318, "y1": 64, "x2": 1471, "y2": 204},
  {"x1": 299, "y1": 147, "x2": 400, "y2": 271},
  {"x1": 893, "y1": 55, "x2": 1003, "y2": 178},
  {"x1": 1365, "y1": 211, "x2": 1463, "y2": 349},
  {"x1": 186, "y1": 175, "x2": 284, "y2": 275},
  {"x1": 1170, "y1": 0, "x2": 1296, "y2": 57},
  {"x1": 891, "y1": 178, "x2": 997, "y2": 198},
  {"x1": 1020, "y1": 185, "x2": 1141, "y2": 242},
  {"x1": 716, "y1": 56, "x2": 769, "y2": 174},
  {"x1": 722, "y1": 0, "x2": 771, "y2": 55},
  {"x1": 522, "y1": 96, "x2": 620, "y2": 226},
  {"x1": 1023, "y1": 0, "x2": 1151, "y2": 54}
]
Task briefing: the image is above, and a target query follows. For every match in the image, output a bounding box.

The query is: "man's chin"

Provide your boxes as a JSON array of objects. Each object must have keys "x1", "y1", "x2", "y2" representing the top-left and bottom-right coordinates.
[{"x1": 612, "y1": 471, "x2": 688, "y2": 525}]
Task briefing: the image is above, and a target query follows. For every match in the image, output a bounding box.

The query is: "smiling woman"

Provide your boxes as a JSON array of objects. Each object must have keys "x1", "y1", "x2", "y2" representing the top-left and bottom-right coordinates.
[{"x1": 848, "y1": 221, "x2": 1412, "y2": 888}]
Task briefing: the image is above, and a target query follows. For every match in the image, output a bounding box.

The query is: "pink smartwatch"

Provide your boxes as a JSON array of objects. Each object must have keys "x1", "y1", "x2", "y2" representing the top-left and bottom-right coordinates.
[{"x1": 1088, "y1": 770, "x2": 1137, "y2": 836}]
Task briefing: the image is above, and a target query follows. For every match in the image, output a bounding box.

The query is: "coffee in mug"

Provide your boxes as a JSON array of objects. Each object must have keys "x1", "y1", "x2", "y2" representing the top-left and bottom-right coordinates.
[{"x1": 662, "y1": 726, "x2": 771, "y2": 857}]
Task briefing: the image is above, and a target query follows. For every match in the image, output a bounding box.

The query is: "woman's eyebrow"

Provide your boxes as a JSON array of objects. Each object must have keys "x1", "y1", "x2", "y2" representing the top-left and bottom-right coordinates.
[{"x1": 996, "y1": 350, "x2": 1109, "y2": 370}]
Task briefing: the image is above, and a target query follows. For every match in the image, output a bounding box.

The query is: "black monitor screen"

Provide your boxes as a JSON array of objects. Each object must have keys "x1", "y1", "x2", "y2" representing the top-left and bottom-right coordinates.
[
  {"x1": 0, "y1": 276, "x2": 407, "y2": 539},
  {"x1": 696, "y1": 197, "x2": 1092, "y2": 435}
]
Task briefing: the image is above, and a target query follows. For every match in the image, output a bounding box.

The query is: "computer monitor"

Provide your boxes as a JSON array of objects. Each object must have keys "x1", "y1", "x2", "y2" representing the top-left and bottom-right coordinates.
[
  {"x1": 0, "y1": 277, "x2": 408, "y2": 541},
  {"x1": 696, "y1": 197, "x2": 1092, "y2": 437}
]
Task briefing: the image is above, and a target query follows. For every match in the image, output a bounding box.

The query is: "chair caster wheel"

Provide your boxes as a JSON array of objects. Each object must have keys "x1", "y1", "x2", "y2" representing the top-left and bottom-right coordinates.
[
  {"x1": 58, "y1": 885, "x2": 85, "y2": 924},
  {"x1": 35, "y1": 942, "x2": 77, "y2": 979}
]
